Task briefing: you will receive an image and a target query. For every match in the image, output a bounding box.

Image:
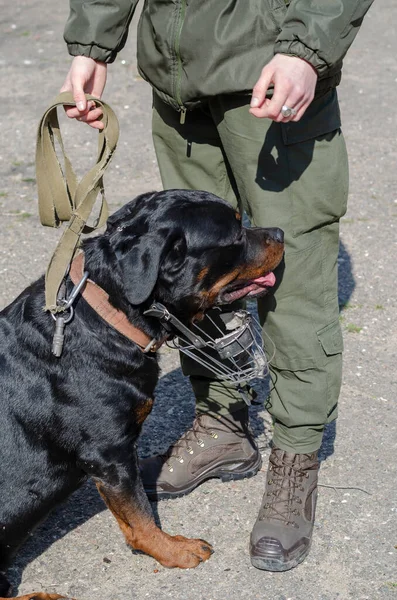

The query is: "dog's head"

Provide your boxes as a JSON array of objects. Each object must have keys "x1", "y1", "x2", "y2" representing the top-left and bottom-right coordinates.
[
  {"x1": 84, "y1": 190, "x2": 283, "y2": 324},
  {"x1": 98, "y1": 190, "x2": 284, "y2": 322}
]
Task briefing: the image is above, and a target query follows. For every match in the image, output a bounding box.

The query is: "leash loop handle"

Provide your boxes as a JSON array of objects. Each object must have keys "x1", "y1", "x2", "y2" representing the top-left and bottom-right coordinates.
[{"x1": 35, "y1": 91, "x2": 119, "y2": 312}]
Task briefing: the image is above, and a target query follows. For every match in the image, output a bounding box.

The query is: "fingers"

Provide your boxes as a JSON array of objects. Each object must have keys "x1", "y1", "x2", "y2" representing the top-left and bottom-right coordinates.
[
  {"x1": 288, "y1": 102, "x2": 310, "y2": 123},
  {"x1": 62, "y1": 100, "x2": 95, "y2": 119},
  {"x1": 63, "y1": 99, "x2": 105, "y2": 130},
  {"x1": 250, "y1": 88, "x2": 311, "y2": 122},
  {"x1": 250, "y1": 67, "x2": 273, "y2": 110},
  {"x1": 59, "y1": 56, "x2": 107, "y2": 129},
  {"x1": 73, "y1": 86, "x2": 88, "y2": 113},
  {"x1": 249, "y1": 54, "x2": 317, "y2": 122},
  {"x1": 76, "y1": 105, "x2": 105, "y2": 130},
  {"x1": 263, "y1": 79, "x2": 294, "y2": 122},
  {"x1": 275, "y1": 80, "x2": 314, "y2": 123},
  {"x1": 250, "y1": 73, "x2": 308, "y2": 122}
]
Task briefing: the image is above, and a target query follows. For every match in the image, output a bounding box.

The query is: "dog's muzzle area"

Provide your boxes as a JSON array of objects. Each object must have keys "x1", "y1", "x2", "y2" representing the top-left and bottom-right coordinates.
[
  {"x1": 145, "y1": 303, "x2": 269, "y2": 388},
  {"x1": 217, "y1": 226, "x2": 284, "y2": 305},
  {"x1": 218, "y1": 271, "x2": 277, "y2": 304},
  {"x1": 166, "y1": 225, "x2": 285, "y2": 387}
]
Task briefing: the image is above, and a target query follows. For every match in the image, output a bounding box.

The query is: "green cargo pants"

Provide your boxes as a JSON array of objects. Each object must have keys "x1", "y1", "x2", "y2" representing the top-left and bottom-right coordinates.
[{"x1": 152, "y1": 89, "x2": 348, "y2": 453}]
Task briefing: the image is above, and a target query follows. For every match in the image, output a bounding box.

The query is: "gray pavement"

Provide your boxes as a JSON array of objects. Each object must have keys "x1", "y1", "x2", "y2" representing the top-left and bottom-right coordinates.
[{"x1": 0, "y1": 2, "x2": 396, "y2": 599}]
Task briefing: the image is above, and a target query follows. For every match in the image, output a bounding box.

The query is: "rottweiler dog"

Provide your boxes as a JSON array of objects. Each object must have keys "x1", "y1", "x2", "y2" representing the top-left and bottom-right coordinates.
[{"x1": 0, "y1": 190, "x2": 284, "y2": 600}]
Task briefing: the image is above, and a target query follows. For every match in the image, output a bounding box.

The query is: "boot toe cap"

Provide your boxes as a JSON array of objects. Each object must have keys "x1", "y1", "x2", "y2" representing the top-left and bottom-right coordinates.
[{"x1": 250, "y1": 533, "x2": 310, "y2": 572}]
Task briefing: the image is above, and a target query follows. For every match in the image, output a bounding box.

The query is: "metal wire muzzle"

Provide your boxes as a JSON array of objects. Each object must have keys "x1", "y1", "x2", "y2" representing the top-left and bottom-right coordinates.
[{"x1": 144, "y1": 303, "x2": 269, "y2": 385}]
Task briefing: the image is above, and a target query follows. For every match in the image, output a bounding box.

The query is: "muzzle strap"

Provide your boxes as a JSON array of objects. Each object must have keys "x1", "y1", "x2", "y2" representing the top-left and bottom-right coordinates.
[{"x1": 35, "y1": 91, "x2": 119, "y2": 312}]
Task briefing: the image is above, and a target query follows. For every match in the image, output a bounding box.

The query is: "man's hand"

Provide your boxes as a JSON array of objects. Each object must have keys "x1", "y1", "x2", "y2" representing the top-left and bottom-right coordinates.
[
  {"x1": 60, "y1": 56, "x2": 108, "y2": 129},
  {"x1": 249, "y1": 54, "x2": 318, "y2": 122}
]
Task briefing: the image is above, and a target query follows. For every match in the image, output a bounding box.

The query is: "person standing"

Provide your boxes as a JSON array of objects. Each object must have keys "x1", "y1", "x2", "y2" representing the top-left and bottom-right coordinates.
[{"x1": 60, "y1": 0, "x2": 374, "y2": 572}]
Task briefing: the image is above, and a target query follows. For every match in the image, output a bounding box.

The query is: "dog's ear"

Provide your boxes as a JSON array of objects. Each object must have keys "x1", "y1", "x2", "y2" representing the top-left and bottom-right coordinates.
[
  {"x1": 118, "y1": 231, "x2": 186, "y2": 305},
  {"x1": 118, "y1": 233, "x2": 165, "y2": 305}
]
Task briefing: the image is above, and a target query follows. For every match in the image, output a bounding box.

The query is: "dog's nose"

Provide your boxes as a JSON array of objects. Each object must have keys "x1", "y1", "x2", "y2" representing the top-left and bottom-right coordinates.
[{"x1": 267, "y1": 228, "x2": 284, "y2": 244}]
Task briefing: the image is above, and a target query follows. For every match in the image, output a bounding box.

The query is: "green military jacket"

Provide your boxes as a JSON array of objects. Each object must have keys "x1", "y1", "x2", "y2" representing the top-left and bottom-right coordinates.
[{"x1": 65, "y1": 0, "x2": 373, "y2": 112}]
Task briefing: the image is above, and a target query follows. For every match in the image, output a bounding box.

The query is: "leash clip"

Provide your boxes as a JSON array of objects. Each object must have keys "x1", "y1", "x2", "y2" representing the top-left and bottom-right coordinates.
[{"x1": 51, "y1": 271, "x2": 89, "y2": 357}]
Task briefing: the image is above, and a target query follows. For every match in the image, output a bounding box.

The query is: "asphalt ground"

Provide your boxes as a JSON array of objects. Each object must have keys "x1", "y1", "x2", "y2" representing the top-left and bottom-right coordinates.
[{"x1": 0, "y1": 2, "x2": 396, "y2": 599}]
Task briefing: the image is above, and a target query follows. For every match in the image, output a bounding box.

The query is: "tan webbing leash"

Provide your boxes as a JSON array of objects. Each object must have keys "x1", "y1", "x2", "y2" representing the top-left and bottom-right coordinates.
[{"x1": 35, "y1": 91, "x2": 119, "y2": 312}]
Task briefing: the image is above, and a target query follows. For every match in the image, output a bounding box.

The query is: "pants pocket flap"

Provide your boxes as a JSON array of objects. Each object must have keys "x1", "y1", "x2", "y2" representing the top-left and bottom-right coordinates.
[{"x1": 317, "y1": 320, "x2": 344, "y2": 356}]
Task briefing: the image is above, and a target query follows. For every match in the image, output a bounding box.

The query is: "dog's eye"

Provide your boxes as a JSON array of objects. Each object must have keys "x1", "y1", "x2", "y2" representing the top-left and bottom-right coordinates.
[
  {"x1": 171, "y1": 237, "x2": 186, "y2": 257},
  {"x1": 165, "y1": 237, "x2": 187, "y2": 272}
]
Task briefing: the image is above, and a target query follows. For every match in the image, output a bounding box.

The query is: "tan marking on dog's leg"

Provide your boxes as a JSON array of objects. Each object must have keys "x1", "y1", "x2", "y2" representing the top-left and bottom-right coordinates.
[
  {"x1": 135, "y1": 398, "x2": 154, "y2": 426},
  {"x1": 96, "y1": 482, "x2": 213, "y2": 569}
]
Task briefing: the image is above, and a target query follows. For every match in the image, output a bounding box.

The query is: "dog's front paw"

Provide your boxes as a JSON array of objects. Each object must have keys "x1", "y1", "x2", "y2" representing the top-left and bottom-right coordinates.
[{"x1": 157, "y1": 535, "x2": 213, "y2": 569}]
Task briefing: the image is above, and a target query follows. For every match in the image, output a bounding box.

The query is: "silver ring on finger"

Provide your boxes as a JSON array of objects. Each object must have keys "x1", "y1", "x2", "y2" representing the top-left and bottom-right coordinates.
[{"x1": 281, "y1": 105, "x2": 297, "y2": 118}]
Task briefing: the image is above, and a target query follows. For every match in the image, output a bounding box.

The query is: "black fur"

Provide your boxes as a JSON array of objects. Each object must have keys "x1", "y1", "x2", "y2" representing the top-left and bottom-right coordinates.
[{"x1": 0, "y1": 190, "x2": 284, "y2": 593}]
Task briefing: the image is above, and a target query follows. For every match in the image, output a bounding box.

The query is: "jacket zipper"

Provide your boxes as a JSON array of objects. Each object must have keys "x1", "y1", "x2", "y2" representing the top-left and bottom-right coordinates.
[{"x1": 172, "y1": 0, "x2": 187, "y2": 123}]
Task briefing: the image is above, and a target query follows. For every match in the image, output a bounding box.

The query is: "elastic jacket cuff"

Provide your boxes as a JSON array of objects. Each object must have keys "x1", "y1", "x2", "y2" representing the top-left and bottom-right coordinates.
[
  {"x1": 274, "y1": 40, "x2": 329, "y2": 75},
  {"x1": 66, "y1": 42, "x2": 117, "y2": 64}
]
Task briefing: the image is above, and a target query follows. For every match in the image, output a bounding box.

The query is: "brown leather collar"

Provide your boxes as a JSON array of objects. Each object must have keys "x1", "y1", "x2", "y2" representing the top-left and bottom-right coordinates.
[{"x1": 69, "y1": 252, "x2": 164, "y2": 353}]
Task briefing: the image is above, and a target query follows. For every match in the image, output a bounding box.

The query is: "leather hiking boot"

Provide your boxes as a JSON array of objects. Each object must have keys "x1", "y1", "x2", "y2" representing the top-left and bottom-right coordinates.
[
  {"x1": 140, "y1": 407, "x2": 261, "y2": 500},
  {"x1": 250, "y1": 447, "x2": 319, "y2": 572}
]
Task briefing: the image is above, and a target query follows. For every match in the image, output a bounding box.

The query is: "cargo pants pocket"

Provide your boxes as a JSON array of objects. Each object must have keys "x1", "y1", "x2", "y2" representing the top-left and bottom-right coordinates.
[{"x1": 317, "y1": 319, "x2": 344, "y2": 357}]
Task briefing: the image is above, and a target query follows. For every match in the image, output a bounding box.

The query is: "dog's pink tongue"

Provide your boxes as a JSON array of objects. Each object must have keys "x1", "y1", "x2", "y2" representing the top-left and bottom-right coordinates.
[{"x1": 253, "y1": 273, "x2": 276, "y2": 287}]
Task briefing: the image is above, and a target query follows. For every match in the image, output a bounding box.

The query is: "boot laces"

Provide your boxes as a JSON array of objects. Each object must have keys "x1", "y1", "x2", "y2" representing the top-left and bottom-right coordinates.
[
  {"x1": 260, "y1": 452, "x2": 316, "y2": 527},
  {"x1": 162, "y1": 415, "x2": 219, "y2": 468}
]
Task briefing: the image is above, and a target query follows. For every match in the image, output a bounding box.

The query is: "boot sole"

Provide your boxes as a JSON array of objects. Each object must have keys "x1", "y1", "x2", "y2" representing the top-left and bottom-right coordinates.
[{"x1": 145, "y1": 451, "x2": 262, "y2": 501}]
